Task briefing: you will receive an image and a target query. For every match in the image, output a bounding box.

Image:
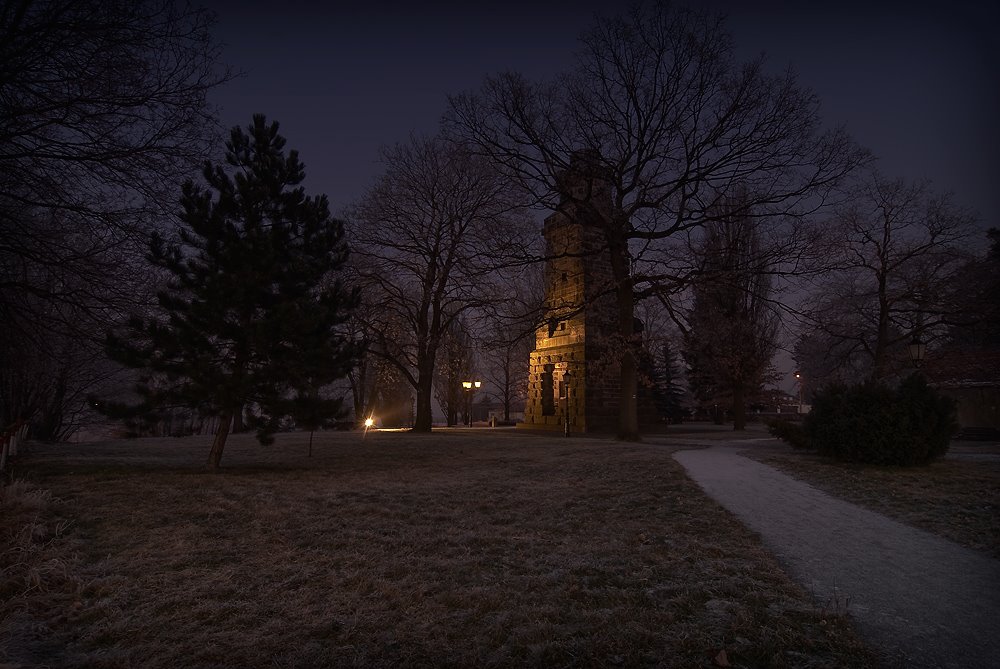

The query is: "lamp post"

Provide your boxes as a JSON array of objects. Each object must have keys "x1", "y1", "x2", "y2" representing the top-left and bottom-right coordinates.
[
  {"x1": 795, "y1": 371, "x2": 803, "y2": 414},
  {"x1": 462, "y1": 380, "x2": 481, "y2": 426},
  {"x1": 563, "y1": 370, "x2": 572, "y2": 437},
  {"x1": 908, "y1": 335, "x2": 926, "y2": 369}
]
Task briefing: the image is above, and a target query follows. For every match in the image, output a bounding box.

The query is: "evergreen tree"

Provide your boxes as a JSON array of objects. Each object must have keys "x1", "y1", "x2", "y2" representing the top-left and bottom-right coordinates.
[
  {"x1": 434, "y1": 318, "x2": 474, "y2": 427},
  {"x1": 684, "y1": 195, "x2": 779, "y2": 430},
  {"x1": 656, "y1": 341, "x2": 687, "y2": 423},
  {"x1": 104, "y1": 115, "x2": 361, "y2": 468}
]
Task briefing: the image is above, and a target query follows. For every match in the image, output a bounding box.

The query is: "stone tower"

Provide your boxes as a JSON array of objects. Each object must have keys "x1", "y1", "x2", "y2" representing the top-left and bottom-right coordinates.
[{"x1": 518, "y1": 152, "x2": 620, "y2": 433}]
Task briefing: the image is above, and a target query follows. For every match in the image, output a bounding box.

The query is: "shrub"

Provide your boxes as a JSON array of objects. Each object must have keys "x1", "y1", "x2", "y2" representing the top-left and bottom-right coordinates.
[
  {"x1": 894, "y1": 373, "x2": 958, "y2": 464},
  {"x1": 766, "y1": 419, "x2": 810, "y2": 449},
  {"x1": 804, "y1": 374, "x2": 957, "y2": 466}
]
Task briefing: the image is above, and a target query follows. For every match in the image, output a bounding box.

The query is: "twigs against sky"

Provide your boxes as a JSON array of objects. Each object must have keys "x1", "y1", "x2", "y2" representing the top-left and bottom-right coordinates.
[
  {"x1": 348, "y1": 136, "x2": 532, "y2": 431},
  {"x1": 446, "y1": 2, "x2": 867, "y2": 438}
]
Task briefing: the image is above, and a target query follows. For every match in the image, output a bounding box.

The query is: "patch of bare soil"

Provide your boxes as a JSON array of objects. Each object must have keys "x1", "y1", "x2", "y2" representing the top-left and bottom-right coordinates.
[
  {"x1": 747, "y1": 445, "x2": 1000, "y2": 559},
  {"x1": 2, "y1": 431, "x2": 880, "y2": 668}
]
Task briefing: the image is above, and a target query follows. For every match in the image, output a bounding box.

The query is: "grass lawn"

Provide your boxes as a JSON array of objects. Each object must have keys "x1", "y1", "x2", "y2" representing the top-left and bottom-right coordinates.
[
  {"x1": 1, "y1": 430, "x2": 880, "y2": 668},
  {"x1": 747, "y1": 443, "x2": 1000, "y2": 559}
]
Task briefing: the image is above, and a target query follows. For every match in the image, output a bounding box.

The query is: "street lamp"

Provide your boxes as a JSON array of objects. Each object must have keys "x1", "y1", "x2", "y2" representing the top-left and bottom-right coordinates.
[
  {"x1": 462, "y1": 380, "x2": 481, "y2": 426},
  {"x1": 795, "y1": 371, "x2": 803, "y2": 414},
  {"x1": 908, "y1": 335, "x2": 926, "y2": 369}
]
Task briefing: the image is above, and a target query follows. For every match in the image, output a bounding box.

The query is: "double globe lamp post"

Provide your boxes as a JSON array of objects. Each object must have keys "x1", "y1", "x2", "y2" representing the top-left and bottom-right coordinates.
[{"x1": 462, "y1": 380, "x2": 481, "y2": 427}]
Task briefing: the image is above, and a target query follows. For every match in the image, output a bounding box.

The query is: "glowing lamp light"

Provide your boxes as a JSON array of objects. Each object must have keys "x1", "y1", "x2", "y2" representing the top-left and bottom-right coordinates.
[
  {"x1": 462, "y1": 381, "x2": 472, "y2": 389},
  {"x1": 364, "y1": 417, "x2": 375, "y2": 428}
]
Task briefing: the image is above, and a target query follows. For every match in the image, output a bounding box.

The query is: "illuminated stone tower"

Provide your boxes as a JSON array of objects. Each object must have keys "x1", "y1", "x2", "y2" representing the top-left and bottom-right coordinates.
[{"x1": 518, "y1": 151, "x2": 620, "y2": 432}]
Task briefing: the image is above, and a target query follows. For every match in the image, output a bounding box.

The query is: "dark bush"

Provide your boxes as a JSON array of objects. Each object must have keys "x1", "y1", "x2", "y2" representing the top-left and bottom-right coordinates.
[
  {"x1": 894, "y1": 373, "x2": 958, "y2": 464},
  {"x1": 766, "y1": 419, "x2": 810, "y2": 449},
  {"x1": 804, "y1": 374, "x2": 957, "y2": 466}
]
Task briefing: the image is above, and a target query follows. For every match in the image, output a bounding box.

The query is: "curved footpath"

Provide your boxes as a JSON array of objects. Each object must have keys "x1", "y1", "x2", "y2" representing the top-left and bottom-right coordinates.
[{"x1": 671, "y1": 444, "x2": 1000, "y2": 669}]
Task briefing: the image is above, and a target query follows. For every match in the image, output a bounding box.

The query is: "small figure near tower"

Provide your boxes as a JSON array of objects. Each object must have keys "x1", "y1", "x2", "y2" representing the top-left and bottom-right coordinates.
[{"x1": 518, "y1": 151, "x2": 621, "y2": 433}]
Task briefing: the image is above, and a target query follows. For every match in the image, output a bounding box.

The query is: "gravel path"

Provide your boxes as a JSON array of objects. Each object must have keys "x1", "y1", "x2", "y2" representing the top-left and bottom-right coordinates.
[{"x1": 673, "y1": 445, "x2": 1000, "y2": 669}]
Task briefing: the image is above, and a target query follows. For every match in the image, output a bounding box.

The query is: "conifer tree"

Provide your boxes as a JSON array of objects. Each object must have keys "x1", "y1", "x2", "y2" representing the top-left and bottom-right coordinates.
[
  {"x1": 656, "y1": 341, "x2": 687, "y2": 423},
  {"x1": 104, "y1": 115, "x2": 361, "y2": 468},
  {"x1": 684, "y1": 197, "x2": 779, "y2": 430}
]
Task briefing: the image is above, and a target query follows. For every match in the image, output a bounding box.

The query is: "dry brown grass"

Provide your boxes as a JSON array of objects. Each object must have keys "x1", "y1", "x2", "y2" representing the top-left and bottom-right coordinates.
[
  {"x1": 747, "y1": 444, "x2": 1000, "y2": 559},
  {"x1": 2, "y1": 430, "x2": 881, "y2": 668}
]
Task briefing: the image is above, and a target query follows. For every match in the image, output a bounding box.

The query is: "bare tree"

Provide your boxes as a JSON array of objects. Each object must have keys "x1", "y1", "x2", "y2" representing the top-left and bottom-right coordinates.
[
  {"x1": 446, "y1": 2, "x2": 866, "y2": 439},
  {"x1": 797, "y1": 171, "x2": 978, "y2": 383},
  {"x1": 0, "y1": 0, "x2": 227, "y2": 433},
  {"x1": 1, "y1": 0, "x2": 226, "y2": 314},
  {"x1": 479, "y1": 262, "x2": 542, "y2": 423},
  {"x1": 349, "y1": 136, "x2": 529, "y2": 432}
]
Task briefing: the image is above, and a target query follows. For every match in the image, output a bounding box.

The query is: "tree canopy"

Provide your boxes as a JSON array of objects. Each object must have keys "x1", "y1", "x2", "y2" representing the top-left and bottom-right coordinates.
[
  {"x1": 447, "y1": 1, "x2": 866, "y2": 439},
  {"x1": 104, "y1": 115, "x2": 361, "y2": 467},
  {"x1": 349, "y1": 136, "x2": 529, "y2": 432},
  {"x1": 0, "y1": 0, "x2": 227, "y2": 434}
]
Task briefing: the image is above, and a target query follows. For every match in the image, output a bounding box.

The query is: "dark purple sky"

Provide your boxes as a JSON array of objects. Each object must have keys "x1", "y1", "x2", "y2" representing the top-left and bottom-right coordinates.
[{"x1": 206, "y1": 1, "x2": 998, "y2": 237}]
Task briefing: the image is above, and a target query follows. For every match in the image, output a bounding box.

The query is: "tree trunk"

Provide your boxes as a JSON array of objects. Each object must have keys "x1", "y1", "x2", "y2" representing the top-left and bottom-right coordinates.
[
  {"x1": 618, "y1": 345, "x2": 639, "y2": 440},
  {"x1": 413, "y1": 375, "x2": 433, "y2": 432},
  {"x1": 232, "y1": 403, "x2": 245, "y2": 433},
  {"x1": 503, "y1": 366, "x2": 511, "y2": 422},
  {"x1": 446, "y1": 378, "x2": 458, "y2": 426},
  {"x1": 608, "y1": 229, "x2": 639, "y2": 441},
  {"x1": 732, "y1": 384, "x2": 746, "y2": 431},
  {"x1": 207, "y1": 411, "x2": 232, "y2": 469},
  {"x1": 35, "y1": 367, "x2": 68, "y2": 441}
]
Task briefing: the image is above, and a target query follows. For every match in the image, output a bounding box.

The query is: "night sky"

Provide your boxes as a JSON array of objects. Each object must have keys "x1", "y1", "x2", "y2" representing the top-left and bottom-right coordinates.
[{"x1": 206, "y1": 0, "x2": 999, "y2": 238}]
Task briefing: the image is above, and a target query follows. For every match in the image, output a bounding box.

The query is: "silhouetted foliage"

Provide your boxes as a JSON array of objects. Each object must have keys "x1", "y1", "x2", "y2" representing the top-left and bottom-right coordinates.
[
  {"x1": 944, "y1": 227, "x2": 1000, "y2": 348},
  {"x1": 350, "y1": 136, "x2": 528, "y2": 432},
  {"x1": 652, "y1": 341, "x2": 686, "y2": 423},
  {"x1": 684, "y1": 197, "x2": 779, "y2": 430},
  {"x1": 796, "y1": 171, "x2": 978, "y2": 385},
  {"x1": 804, "y1": 375, "x2": 956, "y2": 466},
  {"x1": 766, "y1": 419, "x2": 809, "y2": 450},
  {"x1": 102, "y1": 116, "x2": 361, "y2": 468},
  {"x1": 0, "y1": 0, "x2": 227, "y2": 435},
  {"x1": 434, "y1": 319, "x2": 475, "y2": 427},
  {"x1": 448, "y1": 2, "x2": 866, "y2": 439}
]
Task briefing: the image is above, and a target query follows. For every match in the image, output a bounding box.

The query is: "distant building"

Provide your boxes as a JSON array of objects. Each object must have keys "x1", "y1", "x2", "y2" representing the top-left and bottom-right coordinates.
[
  {"x1": 924, "y1": 348, "x2": 1000, "y2": 437},
  {"x1": 473, "y1": 398, "x2": 525, "y2": 425}
]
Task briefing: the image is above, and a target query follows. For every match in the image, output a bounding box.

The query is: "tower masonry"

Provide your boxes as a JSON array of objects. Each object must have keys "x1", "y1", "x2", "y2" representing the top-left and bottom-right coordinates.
[{"x1": 518, "y1": 152, "x2": 621, "y2": 432}]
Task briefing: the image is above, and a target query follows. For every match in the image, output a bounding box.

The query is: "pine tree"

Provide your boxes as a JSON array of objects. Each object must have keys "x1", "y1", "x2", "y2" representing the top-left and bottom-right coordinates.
[
  {"x1": 104, "y1": 115, "x2": 361, "y2": 468},
  {"x1": 684, "y1": 195, "x2": 779, "y2": 430},
  {"x1": 657, "y1": 341, "x2": 687, "y2": 423}
]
